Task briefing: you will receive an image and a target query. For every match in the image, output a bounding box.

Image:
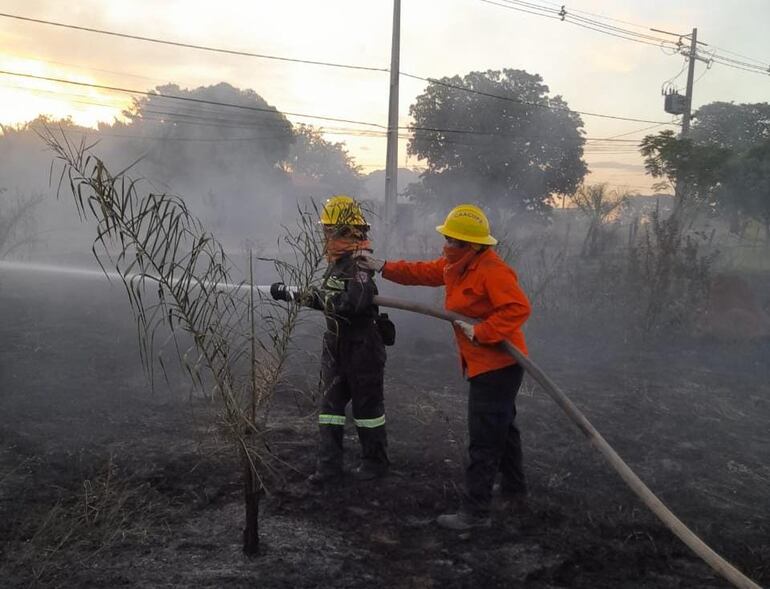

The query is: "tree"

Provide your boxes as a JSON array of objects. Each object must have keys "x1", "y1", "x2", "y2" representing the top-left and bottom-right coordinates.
[
  {"x1": 114, "y1": 83, "x2": 295, "y2": 237},
  {"x1": 44, "y1": 129, "x2": 323, "y2": 555},
  {"x1": 720, "y1": 139, "x2": 770, "y2": 239},
  {"x1": 639, "y1": 130, "x2": 730, "y2": 216},
  {"x1": 690, "y1": 102, "x2": 770, "y2": 152},
  {"x1": 407, "y1": 69, "x2": 587, "y2": 216},
  {"x1": 637, "y1": 131, "x2": 726, "y2": 331},
  {"x1": 687, "y1": 102, "x2": 770, "y2": 236},
  {"x1": 285, "y1": 125, "x2": 363, "y2": 196},
  {"x1": 117, "y1": 82, "x2": 294, "y2": 181},
  {"x1": 571, "y1": 183, "x2": 629, "y2": 257}
]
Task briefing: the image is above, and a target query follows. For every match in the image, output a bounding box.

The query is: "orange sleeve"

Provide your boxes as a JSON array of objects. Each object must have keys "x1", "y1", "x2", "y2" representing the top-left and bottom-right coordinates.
[
  {"x1": 473, "y1": 265, "x2": 531, "y2": 345},
  {"x1": 381, "y1": 257, "x2": 446, "y2": 287}
]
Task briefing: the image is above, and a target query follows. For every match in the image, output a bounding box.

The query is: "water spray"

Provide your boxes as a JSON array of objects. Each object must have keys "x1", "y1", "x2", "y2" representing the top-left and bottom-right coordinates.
[{"x1": 0, "y1": 259, "x2": 288, "y2": 295}]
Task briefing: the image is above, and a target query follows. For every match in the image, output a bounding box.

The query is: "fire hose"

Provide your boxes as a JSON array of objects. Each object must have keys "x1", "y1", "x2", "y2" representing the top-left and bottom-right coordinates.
[
  {"x1": 0, "y1": 260, "x2": 760, "y2": 588},
  {"x1": 372, "y1": 294, "x2": 761, "y2": 589}
]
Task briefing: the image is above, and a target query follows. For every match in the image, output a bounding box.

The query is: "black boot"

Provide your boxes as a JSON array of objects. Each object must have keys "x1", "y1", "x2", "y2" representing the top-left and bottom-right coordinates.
[
  {"x1": 307, "y1": 468, "x2": 343, "y2": 486},
  {"x1": 351, "y1": 461, "x2": 389, "y2": 481}
]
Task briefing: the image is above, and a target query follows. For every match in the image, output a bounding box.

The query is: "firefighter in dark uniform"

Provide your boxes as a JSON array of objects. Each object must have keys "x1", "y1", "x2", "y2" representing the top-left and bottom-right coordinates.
[{"x1": 271, "y1": 195, "x2": 391, "y2": 484}]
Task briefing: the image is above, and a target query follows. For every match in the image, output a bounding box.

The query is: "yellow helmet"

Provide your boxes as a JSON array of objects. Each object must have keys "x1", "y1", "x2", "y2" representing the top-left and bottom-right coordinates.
[
  {"x1": 436, "y1": 204, "x2": 498, "y2": 245},
  {"x1": 319, "y1": 195, "x2": 368, "y2": 227}
]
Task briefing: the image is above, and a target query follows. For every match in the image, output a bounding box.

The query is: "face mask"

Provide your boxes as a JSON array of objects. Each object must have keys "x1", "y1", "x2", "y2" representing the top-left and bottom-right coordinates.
[
  {"x1": 325, "y1": 236, "x2": 372, "y2": 262},
  {"x1": 443, "y1": 243, "x2": 470, "y2": 263}
]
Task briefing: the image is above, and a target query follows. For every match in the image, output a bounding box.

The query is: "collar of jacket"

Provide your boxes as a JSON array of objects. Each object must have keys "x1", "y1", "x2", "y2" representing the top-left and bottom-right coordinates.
[{"x1": 461, "y1": 247, "x2": 493, "y2": 275}]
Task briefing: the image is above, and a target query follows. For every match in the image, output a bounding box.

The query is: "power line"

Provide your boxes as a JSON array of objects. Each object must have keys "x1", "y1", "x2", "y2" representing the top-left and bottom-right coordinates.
[
  {"x1": 0, "y1": 13, "x2": 676, "y2": 132},
  {"x1": 22, "y1": 124, "x2": 294, "y2": 143},
  {"x1": 708, "y1": 44, "x2": 770, "y2": 69},
  {"x1": 406, "y1": 123, "x2": 646, "y2": 142},
  {"x1": 4, "y1": 6, "x2": 759, "y2": 141},
  {"x1": 711, "y1": 53, "x2": 766, "y2": 70},
  {"x1": 401, "y1": 72, "x2": 678, "y2": 125},
  {"x1": 478, "y1": 0, "x2": 561, "y2": 21},
  {"x1": 564, "y1": 11, "x2": 695, "y2": 47},
  {"x1": 0, "y1": 82, "x2": 417, "y2": 142},
  {"x1": 603, "y1": 122, "x2": 673, "y2": 140},
  {"x1": 710, "y1": 56, "x2": 769, "y2": 75},
  {"x1": 0, "y1": 8, "x2": 665, "y2": 127},
  {"x1": 0, "y1": 12, "x2": 389, "y2": 74},
  {"x1": 585, "y1": 138, "x2": 647, "y2": 143},
  {"x1": 662, "y1": 58, "x2": 689, "y2": 90},
  {"x1": 566, "y1": 14, "x2": 672, "y2": 46},
  {"x1": 0, "y1": 69, "x2": 388, "y2": 129},
  {"x1": 0, "y1": 82, "x2": 129, "y2": 110},
  {"x1": 480, "y1": 0, "x2": 677, "y2": 48},
  {"x1": 535, "y1": 0, "x2": 660, "y2": 33},
  {"x1": 692, "y1": 60, "x2": 714, "y2": 85},
  {"x1": 481, "y1": 0, "x2": 770, "y2": 77},
  {"x1": 1, "y1": 78, "x2": 666, "y2": 145},
  {"x1": 4, "y1": 46, "x2": 679, "y2": 128},
  {"x1": 12, "y1": 123, "x2": 644, "y2": 161},
  {"x1": 5, "y1": 4, "x2": 767, "y2": 102},
  {"x1": 5, "y1": 52, "x2": 172, "y2": 86},
  {"x1": 0, "y1": 71, "x2": 665, "y2": 156},
  {"x1": 2, "y1": 9, "x2": 679, "y2": 124}
]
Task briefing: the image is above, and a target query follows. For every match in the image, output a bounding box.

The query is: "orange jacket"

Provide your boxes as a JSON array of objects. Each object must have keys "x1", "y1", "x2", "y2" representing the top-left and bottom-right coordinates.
[{"x1": 382, "y1": 248, "x2": 531, "y2": 378}]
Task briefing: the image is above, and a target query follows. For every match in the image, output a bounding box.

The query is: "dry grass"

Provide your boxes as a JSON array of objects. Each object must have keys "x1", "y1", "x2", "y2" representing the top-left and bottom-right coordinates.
[{"x1": 5, "y1": 455, "x2": 171, "y2": 588}]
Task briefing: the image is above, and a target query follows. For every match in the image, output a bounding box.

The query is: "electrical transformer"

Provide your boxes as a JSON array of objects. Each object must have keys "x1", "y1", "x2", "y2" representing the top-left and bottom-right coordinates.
[{"x1": 664, "y1": 92, "x2": 687, "y2": 115}]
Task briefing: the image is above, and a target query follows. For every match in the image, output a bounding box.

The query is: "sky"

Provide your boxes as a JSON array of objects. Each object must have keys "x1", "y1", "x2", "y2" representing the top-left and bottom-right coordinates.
[{"x1": 1, "y1": 0, "x2": 769, "y2": 194}]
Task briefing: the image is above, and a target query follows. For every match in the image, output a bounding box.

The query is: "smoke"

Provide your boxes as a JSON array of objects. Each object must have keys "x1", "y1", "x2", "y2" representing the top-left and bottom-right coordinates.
[
  {"x1": 2, "y1": 77, "x2": 769, "y2": 354},
  {"x1": 0, "y1": 82, "x2": 371, "y2": 262}
]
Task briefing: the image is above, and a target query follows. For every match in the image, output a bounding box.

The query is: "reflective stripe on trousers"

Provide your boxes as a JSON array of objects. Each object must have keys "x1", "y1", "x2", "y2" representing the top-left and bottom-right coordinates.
[
  {"x1": 318, "y1": 413, "x2": 346, "y2": 426},
  {"x1": 354, "y1": 415, "x2": 386, "y2": 428},
  {"x1": 318, "y1": 414, "x2": 386, "y2": 428}
]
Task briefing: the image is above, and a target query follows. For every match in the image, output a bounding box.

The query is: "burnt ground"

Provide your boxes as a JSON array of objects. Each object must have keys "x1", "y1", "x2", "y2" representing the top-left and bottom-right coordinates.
[{"x1": 1, "y1": 270, "x2": 769, "y2": 588}]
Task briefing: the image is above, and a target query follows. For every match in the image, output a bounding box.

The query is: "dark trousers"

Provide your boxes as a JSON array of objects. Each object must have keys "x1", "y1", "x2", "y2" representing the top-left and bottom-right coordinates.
[
  {"x1": 317, "y1": 329, "x2": 388, "y2": 474},
  {"x1": 463, "y1": 363, "x2": 526, "y2": 514}
]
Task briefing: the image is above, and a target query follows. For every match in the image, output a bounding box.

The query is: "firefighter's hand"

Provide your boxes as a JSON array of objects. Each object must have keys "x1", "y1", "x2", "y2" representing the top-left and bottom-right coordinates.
[
  {"x1": 356, "y1": 253, "x2": 385, "y2": 273},
  {"x1": 299, "y1": 286, "x2": 323, "y2": 308},
  {"x1": 454, "y1": 320, "x2": 475, "y2": 342},
  {"x1": 269, "y1": 282, "x2": 293, "y2": 302}
]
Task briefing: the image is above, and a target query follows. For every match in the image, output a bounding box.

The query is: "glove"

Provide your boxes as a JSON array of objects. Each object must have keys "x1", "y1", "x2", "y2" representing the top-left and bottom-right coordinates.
[
  {"x1": 269, "y1": 282, "x2": 293, "y2": 302},
  {"x1": 454, "y1": 320, "x2": 475, "y2": 342},
  {"x1": 298, "y1": 286, "x2": 324, "y2": 308},
  {"x1": 356, "y1": 253, "x2": 385, "y2": 273}
]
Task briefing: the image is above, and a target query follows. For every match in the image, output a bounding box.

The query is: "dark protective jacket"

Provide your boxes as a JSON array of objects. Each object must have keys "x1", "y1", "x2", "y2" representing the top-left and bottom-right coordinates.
[
  {"x1": 309, "y1": 253, "x2": 382, "y2": 342},
  {"x1": 309, "y1": 252, "x2": 388, "y2": 473}
]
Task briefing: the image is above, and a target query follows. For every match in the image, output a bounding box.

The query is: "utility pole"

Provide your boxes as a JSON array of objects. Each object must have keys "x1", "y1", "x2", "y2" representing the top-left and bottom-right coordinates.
[
  {"x1": 675, "y1": 28, "x2": 709, "y2": 211},
  {"x1": 654, "y1": 26, "x2": 709, "y2": 136},
  {"x1": 681, "y1": 28, "x2": 698, "y2": 136},
  {"x1": 383, "y1": 0, "x2": 401, "y2": 256},
  {"x1": 654, "y1": 26, "x2": 710, "y2": 210}
]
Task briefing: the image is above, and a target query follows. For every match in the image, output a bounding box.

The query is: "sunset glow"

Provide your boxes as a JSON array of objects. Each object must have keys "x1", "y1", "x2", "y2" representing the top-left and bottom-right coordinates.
[
  {"x1": 0, "y1": 54, "x2": 131, "y2": 128},
  {"x1": 1, "y1": 0, "x2": 768, "y2": 191}
]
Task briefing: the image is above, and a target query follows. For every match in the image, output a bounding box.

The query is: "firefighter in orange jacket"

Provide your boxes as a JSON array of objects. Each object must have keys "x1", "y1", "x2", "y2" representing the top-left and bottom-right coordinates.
[{"x1": 359, "y1": 204, "x2": 531, "y2": 530}]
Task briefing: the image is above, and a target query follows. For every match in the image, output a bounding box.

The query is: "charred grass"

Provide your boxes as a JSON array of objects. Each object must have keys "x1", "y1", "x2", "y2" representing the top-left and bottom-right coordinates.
[{"x1": 1, "y1": 274, "x2": 769, "y2": 587}]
